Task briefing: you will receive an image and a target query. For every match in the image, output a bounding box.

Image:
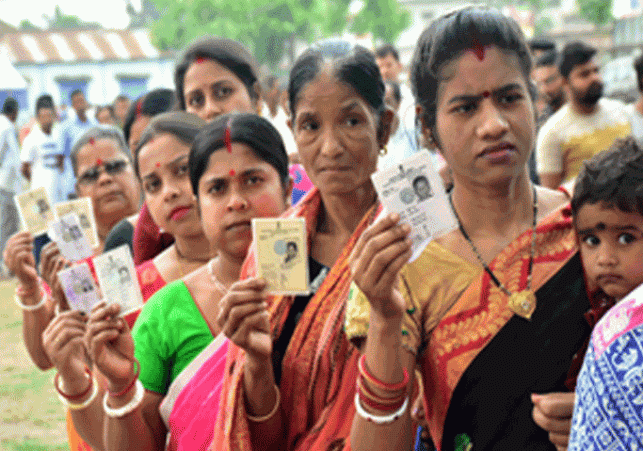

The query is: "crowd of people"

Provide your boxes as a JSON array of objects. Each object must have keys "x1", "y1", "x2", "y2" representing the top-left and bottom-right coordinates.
[{"x1": 1, "y1": 5, "x2": 643, "y2": 451}]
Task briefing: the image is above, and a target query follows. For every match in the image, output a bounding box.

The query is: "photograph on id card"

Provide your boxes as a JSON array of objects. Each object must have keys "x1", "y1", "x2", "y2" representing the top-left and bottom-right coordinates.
[
  {"x1": 57, "y1": 262, "x2": 101, "y2": 314},
  {"x1": 14, "y1": 187, "x2": 56, "y2": 236},
  {"x1": 54, "y1": 197, "x2": 99, "y2": 250},
  {"x1": 93, "y1": 245, "x2": 143, "y2": 316},
  {"x1": 371, "y1": 150, "x2": 457, "y2": 262},
  {"x1": 252, "y1": 218, "x2": 309, "y2": 295},
  {"x1": 48, "y1": 213, "x2": 94, "y2": 262}
]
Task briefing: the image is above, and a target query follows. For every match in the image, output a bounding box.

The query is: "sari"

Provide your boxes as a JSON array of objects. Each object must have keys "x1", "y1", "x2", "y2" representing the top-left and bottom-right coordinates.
[
  {"x1": 212, "y1": 188, "x2": 380, "y2": 451},
  {"x1": 569, "y1": 284, "x2": 643, "y2": 450},
  {"x1": 345, "y1": 204, "x2": 592, "y2": 451}
]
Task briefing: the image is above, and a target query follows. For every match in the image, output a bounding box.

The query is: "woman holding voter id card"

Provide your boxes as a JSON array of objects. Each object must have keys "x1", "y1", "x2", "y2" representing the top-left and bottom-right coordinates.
[
  {"x1": 212, "y1": 41, "x2": 398, "y2": 451},
  {"x1": 348, "y1": 7, "x2": 592, "y2": 451}
]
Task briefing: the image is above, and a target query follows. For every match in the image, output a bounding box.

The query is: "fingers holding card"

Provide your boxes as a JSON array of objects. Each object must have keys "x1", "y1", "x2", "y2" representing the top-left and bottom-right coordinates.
[
  {"x1": 14, "y1": 187, "x2": 56, "y2": 236},
  {"x1": 92, "y1": 245, "x2": 143, "y2": 317}
]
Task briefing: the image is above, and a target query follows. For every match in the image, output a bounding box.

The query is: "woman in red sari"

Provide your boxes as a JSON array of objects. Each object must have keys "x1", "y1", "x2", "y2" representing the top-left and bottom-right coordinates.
[
  {"x1": 212, "y1": 41, "x2": 394, "y2": 451},
  {"x1": 348, "y1": 7, "x2": 592, "y2": 451}
]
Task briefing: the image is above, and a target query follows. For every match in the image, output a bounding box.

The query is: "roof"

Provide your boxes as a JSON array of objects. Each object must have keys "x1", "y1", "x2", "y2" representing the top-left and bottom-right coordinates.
[{"x1": 0, "y1": 28, "x2": 172, "y2": 65}]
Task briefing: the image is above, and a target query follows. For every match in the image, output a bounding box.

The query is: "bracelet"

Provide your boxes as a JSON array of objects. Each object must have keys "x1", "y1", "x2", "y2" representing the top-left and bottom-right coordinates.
[
  {"x1": 54, "y1": 368, "x2": 93, "y2": 400},
  {"x1": 358, "y1": 354, "x2": 409, "y2": 392},
  {"x1": 357, "y1": 377, "x2": 407, "y2": 405},
  {"x1": 246, "y1": 384, "x2": 280, "y2": 423},
  {"x1": 58, "y1": 376, "x2": 99, "y2": 410},
  {"x1": 103, "y1": 379, "x2": 145, "y2": 418},
  {"x1": 14, "y1": 290, "x2": 47, "y2": 311},
  {"x1": 357, "y1": 379, "x2": 406, "y2": 411},
  {"x1": 354, "y1": 393, "x2": 409, "y2": 425},
  {"x1": 16, "y1": 280, "x2": 41, "y2": 297},
  {"x1": 107, "y1": 359, "x2": 140, "y2": 397}
]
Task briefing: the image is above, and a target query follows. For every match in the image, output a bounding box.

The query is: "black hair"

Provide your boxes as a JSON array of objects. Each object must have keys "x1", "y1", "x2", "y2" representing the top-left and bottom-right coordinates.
[
  {"x1": 133, "y1": 111, "x2": 206, "y2": 177},
  {"x1": 122, "y1": 88, "x2": 175, "y2": 144},
  {"x1": 174, "y1": 36, "x2": 259, "y2": 110},
  {"x1": 35, "y1": 94, "x2": 55, "y2": 114},
  {"x1": 384, "y1": 80, "x2": 402, "y2": 105},
  {"x1": 634, "y1": 54, "x2": 643, "y2": 92},
  {"x1": 2, "y1": 97, "x2": 18, "y2": 116},
  {"x1": 535, "y1": 50, "x2": 558, "y2": 68},
  {"x1": 529, "y1": 38, "x2": 555, "y2": 53},
  {"x1": 375, "y1": 44, "x2": 400, "y2": 61},
  {"x1": 288, "y1": 40, "x2": 385, "y2": 119},
  {"x1": 410, "y1": 6, "x2": 534, "y2": 146},
  {"x1": 189, "y1": 113, "x2": 289, "y2": 195},
  {"x1": 558, "y1": 41, "x2": 596, "y2": 79},
  {"x1": 70, "y1": 126, "x2": 131, "y2": 177},
  {"x1": 572, "y1": 136, "x2": 643, "y2": 218},
  {"x1": 70, "y1": 89, "x2": 84, "y2": 100}
]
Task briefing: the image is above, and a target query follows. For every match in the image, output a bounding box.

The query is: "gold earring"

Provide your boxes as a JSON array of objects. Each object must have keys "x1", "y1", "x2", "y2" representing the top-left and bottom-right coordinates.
[{"x1": 379, "y1": 146, "x2": 388, "y2": 156}]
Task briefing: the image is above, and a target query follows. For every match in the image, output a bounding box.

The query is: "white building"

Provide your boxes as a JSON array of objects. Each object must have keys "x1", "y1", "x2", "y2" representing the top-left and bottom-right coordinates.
[{"x1": 0, "y1": 27, "x2": 175, "y2": 116}]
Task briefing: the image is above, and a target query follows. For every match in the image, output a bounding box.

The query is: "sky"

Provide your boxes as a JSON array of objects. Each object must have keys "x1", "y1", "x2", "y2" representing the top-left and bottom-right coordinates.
[{"x1": 0, "y1": 0, "x2": 142, "y2": 29}]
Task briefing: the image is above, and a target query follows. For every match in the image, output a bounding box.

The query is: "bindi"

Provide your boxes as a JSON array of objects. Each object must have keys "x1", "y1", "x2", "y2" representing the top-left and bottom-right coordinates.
[
  {"x1": 89, "y1": 138, "x2": 95, "y2": 145},
  {"x1": 229, "y1": 169, "x2": 236, "y2": 177},
  {"x1": 482, "y1": 91, "x2": 491, "y2": 98},
  {"x1": 155, "y1": 162, "x2": 161, "y2": 168},
  {"x1": 95, "y1": 158, "x2": 103, "y2": 166}
]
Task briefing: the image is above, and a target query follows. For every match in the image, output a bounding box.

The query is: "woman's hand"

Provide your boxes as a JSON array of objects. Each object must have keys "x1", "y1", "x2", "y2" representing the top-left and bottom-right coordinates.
[
  {"x1": 42, "y1": 310, "x2": 88, "y2": 378},
  {"x1": 349, "y1": 213, "x2": 412, "y2": 321},
  {"x1": 3, "y1": 232, "x2": 38, "y2": 289},
  {"x1": 86, "y1": 303, "x2": 136, "y2": 393},
  {"x1": 532, "y1": 392, "x2": 574, "y2": 451},
  {"x1": 39, "y1": 242, "x2": 71, "y2": 310},
  {"x1": 217, "y1": 278, "x2": 272, "y2": 365}
]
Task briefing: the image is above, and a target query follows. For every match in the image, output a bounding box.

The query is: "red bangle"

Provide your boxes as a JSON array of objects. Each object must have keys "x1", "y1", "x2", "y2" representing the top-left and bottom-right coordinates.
[
  {"x1": 358, "y1": 354, "x2": 409, "y2": 392},
  {"x1": 54, "y1": 368, "x2": 93, "y2": 400},
  {"x1": 108, "y1": 359, "x2": 140, "y2": 398},
  {"x1": 357, "y1": 377, "x2": 406, "y2": 405},
  {"x1": 358, "y1": 389, "x2": 406, "y2": 412}
]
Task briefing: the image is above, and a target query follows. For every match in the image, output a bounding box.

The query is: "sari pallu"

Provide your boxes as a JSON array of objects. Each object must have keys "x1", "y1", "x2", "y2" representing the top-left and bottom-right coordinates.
[
  {"x1": 212, "y1": 188, "x2": 380, "y2": 451},
  {"x1": 420, "y1": 206, "x2": 591, "y2": 451}
]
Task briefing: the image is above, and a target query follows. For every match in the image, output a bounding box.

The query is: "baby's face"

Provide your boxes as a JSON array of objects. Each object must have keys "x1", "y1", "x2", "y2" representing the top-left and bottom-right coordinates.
[{"x1": 576, "y1": 203, "x2": 643, "y2": 300}]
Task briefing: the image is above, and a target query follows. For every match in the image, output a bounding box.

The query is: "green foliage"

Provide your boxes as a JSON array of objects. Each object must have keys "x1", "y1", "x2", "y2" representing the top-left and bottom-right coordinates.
[
  {"x1": 18, "y1": 20, "x2": 40, "y2": 31},
  {"x1": 148, "y1": 0, "x2": 410, "y2": 67},
  {"x1": 577, "y1": 0, "x2": 613, "y2": 26},
  {"x1": 43, "y1": 5, "x2": 101, "y2": 30}
]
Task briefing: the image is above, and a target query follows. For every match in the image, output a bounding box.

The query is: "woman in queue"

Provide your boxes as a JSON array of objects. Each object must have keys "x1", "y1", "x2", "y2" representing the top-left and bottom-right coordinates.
[
  {"x1": 78, "y1": 113, "x2": 291, "y2": 451},
  {"x1": 348, "y1": 7, "x2": 592, "y2": 451},
  {"x1": 212, "y1": 41, "x2": 395, "y2": 451}
]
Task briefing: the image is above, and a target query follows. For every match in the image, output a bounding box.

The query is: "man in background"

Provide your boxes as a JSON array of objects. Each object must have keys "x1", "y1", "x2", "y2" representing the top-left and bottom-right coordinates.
[
  {"x1": 0, "y1": 97, "x2": 22, "y2": 278},
  {"x1": 625, "y1": 54, "x2": 643, "y2": 145},
  {"x1": 532, "y1": 50, "x2": 566, "y2": 125},
  {"x1": 113, "y1": 94, "x2": 130, "y2": 129}
]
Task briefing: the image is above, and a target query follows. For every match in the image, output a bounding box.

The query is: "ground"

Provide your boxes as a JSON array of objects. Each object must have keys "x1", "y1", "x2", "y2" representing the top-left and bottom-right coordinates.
[{"x1": 0, "y1": 279, "x2": 69, "y2": 451}]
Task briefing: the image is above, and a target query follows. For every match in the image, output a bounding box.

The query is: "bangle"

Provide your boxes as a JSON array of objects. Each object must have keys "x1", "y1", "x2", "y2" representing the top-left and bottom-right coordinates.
[
  {"x1": 14, "y1": 290, "x2": 47, "y2": 311},
  {"x1": 357, "y1": 379, "x2": 406, "y2": 411},
  {"x1": 58, "y1": 376, "x2": 99, "y2": 410},
  {"x1": 54, "y1": 368, "x2": 93, "y2": 400},
  {"x1": 103, "y1": 379, "x2": 145, "y2": 418},
  {"x1": 16, "y1": 280, "x2": 41, "y2": 297},
  {"x1": 354, "y1": 393, "x2": 409, "y2": 424},
  {"x1": 246, "y1": 384, "x2": 280, "y2": 423},
  {"x1": 358, "y1": 354, "x2": 409, "y2": 392},
  {"x1": 107, "y1": 359, "x2": 140, "y2": 397}
]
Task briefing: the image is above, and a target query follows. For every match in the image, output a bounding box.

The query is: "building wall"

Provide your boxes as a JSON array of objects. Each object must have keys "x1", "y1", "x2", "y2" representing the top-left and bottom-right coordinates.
[{"x1": 15, "y1": 57, "x2": 175, "y2": 110}]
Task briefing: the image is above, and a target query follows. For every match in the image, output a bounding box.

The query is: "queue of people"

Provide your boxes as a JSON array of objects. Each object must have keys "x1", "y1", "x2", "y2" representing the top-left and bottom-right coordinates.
[{"x1": 1, "y1": 5, "x2": 643, "y2": 451}]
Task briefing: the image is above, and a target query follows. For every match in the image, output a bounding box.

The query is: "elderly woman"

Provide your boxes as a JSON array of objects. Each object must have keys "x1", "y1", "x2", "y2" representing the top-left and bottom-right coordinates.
[{"x1": 348, "y1": 7, "x2": 592, "y2": 451}]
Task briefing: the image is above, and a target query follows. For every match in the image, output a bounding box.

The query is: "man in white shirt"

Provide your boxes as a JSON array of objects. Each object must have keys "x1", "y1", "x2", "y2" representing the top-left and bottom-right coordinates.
[
  {"x1": 0, "y1": 97, "x2": 22, "y2": 275},
  {"x1": 21, "y1": 95, "x2": 64, "y2": 203}
]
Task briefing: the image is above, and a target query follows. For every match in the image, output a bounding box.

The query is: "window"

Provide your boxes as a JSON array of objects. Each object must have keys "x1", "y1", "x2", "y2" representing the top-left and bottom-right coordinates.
[
  {"x1": 118, "y1": 76, "x2": 149, "y2": 100},
  {"x1": 56, "y1": 78, "x2": 89, "y2": 106}
]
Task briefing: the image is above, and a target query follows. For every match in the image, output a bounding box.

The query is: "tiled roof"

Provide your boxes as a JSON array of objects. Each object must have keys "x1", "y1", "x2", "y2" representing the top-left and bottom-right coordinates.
[{"x1": 0, "y1": 28, "x2": 170, "y2": 64}]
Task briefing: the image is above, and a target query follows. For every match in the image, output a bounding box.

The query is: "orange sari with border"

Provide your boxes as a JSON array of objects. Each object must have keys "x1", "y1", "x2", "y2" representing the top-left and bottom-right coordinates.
[{"x1": 211, "y1": 188, "x2": 379, "y2": 451}]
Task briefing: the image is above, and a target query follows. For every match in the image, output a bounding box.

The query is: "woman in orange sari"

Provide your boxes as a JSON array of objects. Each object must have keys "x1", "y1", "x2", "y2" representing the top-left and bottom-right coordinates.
[
  {"x1": 348, "y1": 7, "x2": 593, "y2": 451},
  {"x1": 212, "y1": 41, "x2": 394, "y2": 451}
]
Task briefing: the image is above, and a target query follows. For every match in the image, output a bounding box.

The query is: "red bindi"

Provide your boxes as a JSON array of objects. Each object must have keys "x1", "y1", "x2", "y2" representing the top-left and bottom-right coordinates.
[
  {"x1": 89, "y1": 138, "x2": 95, "y2": 145},
  {"x1": 482, "y1": 91, "x2": 491, "y2": 98},
  {"x1": 229, "y1": 169, "x2": 236, "y2": 177},
  {"x1": 195, "y1": 56, "x2": 207, "y2": 64},
  {"x1": 96, "y1": 158, "x2": 103, "y2": 166},
  {"x1": 155, "y1": 162, "x2": 161, "y2": 168}
]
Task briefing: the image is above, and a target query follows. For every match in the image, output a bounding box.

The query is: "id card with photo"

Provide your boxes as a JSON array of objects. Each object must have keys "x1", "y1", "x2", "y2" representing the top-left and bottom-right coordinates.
[
  {"x1": 371, "y1": 150, "x2": 457, "y2": 262},
  {"x1": 14, "y1": 187, "x2": 56, "y2": 236},
  {"x1": 54, "y1": 198, "x2": 99, "y2": 250},
  {"x1": 57, "y1": 262, "x2": 101, "y2": 314},
  {"x1": 48, "y1": 213, "x2": 94, "y2": 262},
  {"x1": 252, "y1": 218, "x2": 309, "y2": 295},
  {"x1": 93, "y1": 245, "x2": 143, "y2": 316}
]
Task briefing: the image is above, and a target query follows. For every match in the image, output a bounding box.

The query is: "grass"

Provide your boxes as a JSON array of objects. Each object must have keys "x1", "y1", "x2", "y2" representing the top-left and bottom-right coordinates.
[{"x1": 0, "y1": 279, "x2": 69, "y2": 451}]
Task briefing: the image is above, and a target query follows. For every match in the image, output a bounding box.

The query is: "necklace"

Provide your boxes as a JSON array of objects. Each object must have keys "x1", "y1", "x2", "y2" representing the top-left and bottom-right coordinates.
[
  {"x1": 207, "y1": 258, "x2": 230, "y2": 294},
  {"x1": 174, "y1": 245, "x2": 210, "y2": 278},
  {"x1": 448, "y1": 186, "x2": 538, "y2": 320}
]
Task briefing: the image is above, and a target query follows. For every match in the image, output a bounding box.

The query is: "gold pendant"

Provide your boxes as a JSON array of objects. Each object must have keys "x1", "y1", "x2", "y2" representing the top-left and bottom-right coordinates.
[{"x1": 508, "y1": 290, "x2": 536, "y2": 320}]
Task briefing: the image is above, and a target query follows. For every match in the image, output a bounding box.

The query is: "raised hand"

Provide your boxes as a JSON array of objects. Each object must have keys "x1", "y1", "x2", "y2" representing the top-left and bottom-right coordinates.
[
  {"x1": 39, "y1": 242, "x2": 71, "y2": 309},
  {"x1": 42, "y1": 310, "x2": 88, "y2": 379},
  {"x1": 349, "y1": 213, "x2": 412, "y2": 321},
  {"x1": 3, "y1": 232, "x2": 38, "y2": 289},
  {"x1": 86, "y1": 303, "x2": 136, "y2": 392},
  {"x1": 217, "y1": 278, "x2": 272, "y2": 362},
  {"x1": 532, "y1": 392, "x2": 574, "y2": 451}
]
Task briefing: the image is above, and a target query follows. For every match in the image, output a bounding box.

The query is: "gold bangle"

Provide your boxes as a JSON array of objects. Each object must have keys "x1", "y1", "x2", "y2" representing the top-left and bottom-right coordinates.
[{"x1": 246, "y1": 384, "x2": 280, "y2": 423}]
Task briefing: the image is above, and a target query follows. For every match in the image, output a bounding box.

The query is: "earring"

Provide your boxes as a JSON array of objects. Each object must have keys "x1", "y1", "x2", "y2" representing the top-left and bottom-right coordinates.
[{"x1": 379, "y1": 146, "x2": 388, "y2": 156}]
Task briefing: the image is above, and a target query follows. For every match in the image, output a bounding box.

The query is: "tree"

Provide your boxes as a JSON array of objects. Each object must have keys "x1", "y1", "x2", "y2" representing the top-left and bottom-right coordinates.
[
  {"x1": 43, "y1": 5, "x2": 101, "y2": 30},
  {"x1": 148, "y1": 0, "x2": 409, "y2": 68},
  {"x1": 577, "y1": 0, "x2": 612, "y2": 26}
]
